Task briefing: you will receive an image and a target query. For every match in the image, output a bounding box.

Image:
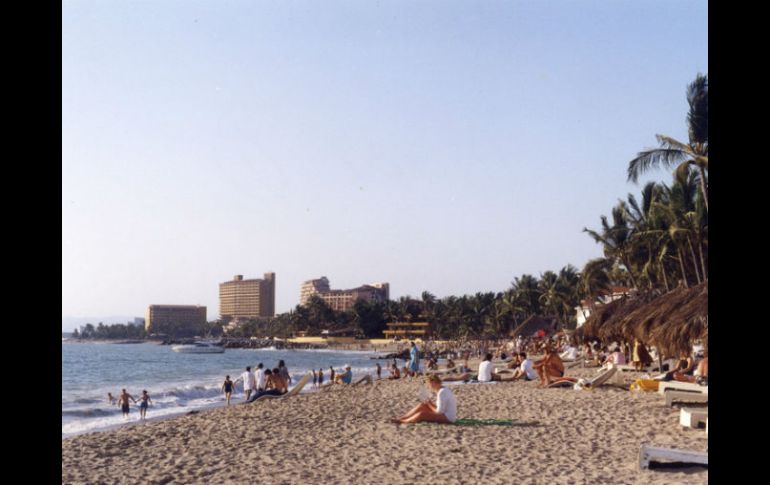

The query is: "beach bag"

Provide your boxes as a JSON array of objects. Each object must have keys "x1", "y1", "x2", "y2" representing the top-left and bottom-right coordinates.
[{"x1": 629, "y1": 379, "x2": 659, "y2": 392}]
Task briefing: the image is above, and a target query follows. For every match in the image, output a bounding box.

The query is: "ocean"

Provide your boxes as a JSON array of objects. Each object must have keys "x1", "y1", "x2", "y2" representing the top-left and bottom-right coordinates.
[{"x1": 62, "y1": 342, "x2": 389, "y2": 438}]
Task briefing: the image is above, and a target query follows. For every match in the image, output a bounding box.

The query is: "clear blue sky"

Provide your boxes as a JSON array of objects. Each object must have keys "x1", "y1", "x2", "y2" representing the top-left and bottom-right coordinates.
[{"x1": 62, "y1": 0, "x2": 708, "y2": 330}]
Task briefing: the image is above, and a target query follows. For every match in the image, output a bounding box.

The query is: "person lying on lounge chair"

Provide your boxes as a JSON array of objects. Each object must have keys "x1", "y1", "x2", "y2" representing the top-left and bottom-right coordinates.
[
  {"x1": 391, "y1": 375, "x2": 457, "y2": 424},
  {"x1": 534, "y1": 347, "x2": 565, "y2": 387}
]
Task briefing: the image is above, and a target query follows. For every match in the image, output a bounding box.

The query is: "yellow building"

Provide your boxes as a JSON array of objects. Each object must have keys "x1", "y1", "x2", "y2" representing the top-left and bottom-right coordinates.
[
  {"x1": 383, "y1": 321, "x2": 431, "y2": 340},
  {"x1": 145, "y1": 305, "x2": 207, "y2": 334},
  {"x1": 219, "y1": 273, "x2": 275, "y2": 321}
]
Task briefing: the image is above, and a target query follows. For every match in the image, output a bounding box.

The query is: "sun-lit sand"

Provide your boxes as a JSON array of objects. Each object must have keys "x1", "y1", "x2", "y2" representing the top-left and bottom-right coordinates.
[{"x1": 61, "y1": 365, "x2": 707, "y2": 484}]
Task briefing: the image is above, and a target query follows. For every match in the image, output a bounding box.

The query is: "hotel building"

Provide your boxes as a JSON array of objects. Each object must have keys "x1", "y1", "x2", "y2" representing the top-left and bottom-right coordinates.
[
  {"x1": 300, "y1": 277, "x2": 389, "y2": 312},
  {"x1": 219, "y1": 273, "x2": 276, "y2": 321},
  {"x1": 145, "y1": 305, "x2": 207, "y2": 334}
]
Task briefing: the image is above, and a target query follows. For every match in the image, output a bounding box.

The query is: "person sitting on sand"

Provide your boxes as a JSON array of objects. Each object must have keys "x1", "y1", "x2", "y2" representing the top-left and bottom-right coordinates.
[
  {"x1": 506, "y1": 353, "x2": 523, "y2": 370},
  {"x1": 478, "y1": 353, "x2": 497, "y2": 382},
  {"x1": 446, "y1": 357, "x2": 456, "y2": 370},
  {"x1": 391, "y1": 374, "x2": 457, "y2": 424},
  {"x1": 335, "y1": 365, "x2": 353, "y2": 384},
  {"x1": 533, "y1": 347, "x2": 565, "y2": 387},
  {"x1": 426, "y1": 357, "x2": 439, "y2": 371},
  {"x1": 603, "y1": 347, "x2": 626, "y2": 367},
  {"x1": 388, "y1": 364, "x2": 401, "y2": 380},
  {"x1": 509, "y1": 352, "x2": 537, "y2": 381}
]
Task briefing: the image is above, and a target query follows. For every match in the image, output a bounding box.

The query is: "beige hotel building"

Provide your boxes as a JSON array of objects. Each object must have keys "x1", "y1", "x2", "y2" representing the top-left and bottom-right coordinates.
[
  {"x1": 300, "y1": 277, "x2": 389, "y2": 312},
  {"x1": 145, "y1": 305, "x2": 207, "y2": 333},
  {"x1": 219, "y1": 273, "x2": 276, "y2": 322}
]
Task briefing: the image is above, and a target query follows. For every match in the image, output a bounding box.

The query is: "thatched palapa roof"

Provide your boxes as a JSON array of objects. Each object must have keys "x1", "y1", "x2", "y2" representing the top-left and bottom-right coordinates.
[{"x1": 510, "y1": 315, "x2": 557, "y2": 339}]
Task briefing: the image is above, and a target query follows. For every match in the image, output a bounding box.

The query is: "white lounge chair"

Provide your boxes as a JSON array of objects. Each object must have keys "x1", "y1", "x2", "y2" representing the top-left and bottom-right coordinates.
[
  {"x1": 658, "y1": 381, "x2": 708, "y2": 395},
  {"x1": 254, "y1": 372, "x2": 312, "y2": 401},
  {"x1": 638, "y1": 444, "x2": 708, "y2": 470},
  {"x1": 666, "y1": 390, "x2": 708, "y2": 407},
  {"x1": 679, "y1": 408, "x2": 708, "y2": 429}
]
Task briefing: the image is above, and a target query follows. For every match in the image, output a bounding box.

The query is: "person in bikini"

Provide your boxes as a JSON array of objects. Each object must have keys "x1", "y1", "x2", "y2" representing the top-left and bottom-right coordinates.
[
  {"x1": 222, "y1": 375, "x2": 234, "y2": 406},
  {"x1": 138, "y1": 390, "x2": 152, "y2": 420}
]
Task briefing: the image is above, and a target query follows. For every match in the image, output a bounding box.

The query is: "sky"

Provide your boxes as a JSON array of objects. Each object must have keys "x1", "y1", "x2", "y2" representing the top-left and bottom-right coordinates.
[{"x1": 62, "y1": 0, "x2": 708, "y2": 330}]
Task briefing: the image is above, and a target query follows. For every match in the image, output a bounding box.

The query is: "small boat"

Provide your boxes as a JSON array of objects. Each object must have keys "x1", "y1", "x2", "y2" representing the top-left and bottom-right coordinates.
[{"x1": 172, "y1": 342, "x2": 225, "y2": 354}]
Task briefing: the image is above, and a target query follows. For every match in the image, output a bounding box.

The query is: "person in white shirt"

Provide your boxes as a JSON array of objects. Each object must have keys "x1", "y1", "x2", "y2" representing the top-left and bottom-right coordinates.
[
  {"x1": 254, "y1": 363, "x2": 266, "y2": 391},
  {"x1": 391, "y1": 374, "x2": 457, "y2": 424},
  {"x1": 510, "y1": 352, "x2": 538, "y2": 381},
  {"x1": 478, "y1": 353, "x2": 495, "y2": 382},
  {"x1": 234, "y1": 366, "x2": 257, "y2": 401}
]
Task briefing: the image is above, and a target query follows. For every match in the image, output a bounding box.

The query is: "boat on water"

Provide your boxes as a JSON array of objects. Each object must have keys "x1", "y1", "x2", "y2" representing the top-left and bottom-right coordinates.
[{"x1": 172, "y1": 342, "x2": 225, "y2": 354}]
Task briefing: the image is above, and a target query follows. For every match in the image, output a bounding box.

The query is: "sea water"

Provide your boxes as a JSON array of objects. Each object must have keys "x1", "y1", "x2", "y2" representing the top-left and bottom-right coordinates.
[{"x1": 62, "y1": 342, "x2": 387, "y2": 438}]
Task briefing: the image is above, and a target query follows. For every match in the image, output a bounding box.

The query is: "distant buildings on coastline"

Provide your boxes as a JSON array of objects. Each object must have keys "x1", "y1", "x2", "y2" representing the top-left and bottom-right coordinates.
[
  {"x1": 145, "y1": 305, "x2": 207, "y2": 333},
  {"x1": 300, "y1": 277, "x2": 389, "y2": 311},
  {"x1": 219, "y1": 273, "x2": 276, "y2": 322}
]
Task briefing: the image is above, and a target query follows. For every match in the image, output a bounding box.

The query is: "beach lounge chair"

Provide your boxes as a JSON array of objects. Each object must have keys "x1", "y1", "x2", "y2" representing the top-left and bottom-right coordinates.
[
  {"x1": 254, "y1": 372, "x2": 312, "y2": 402},
  {"x1": 665, "y1": 390, "x2": 708, "y2": 407},
  {"x1": 548, "y1": 367, "x2": 618, "y2": 389},
  {"x1": 585, "y1": 366, "x2": 618, "y2": 388},
  {"x1": 638, "y1": 444, "x2": 708, "y2": 470},
  {"x1": 658, "y1": 381, "x2": 708, "y2": 395},
  {"x1": 679, "y1": 407, "x2": 708, "y2": 429}
]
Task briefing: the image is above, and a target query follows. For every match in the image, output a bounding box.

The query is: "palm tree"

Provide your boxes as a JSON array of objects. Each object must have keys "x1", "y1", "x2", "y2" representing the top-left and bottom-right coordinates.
[
  {"x1": 584, "y1": 205, "x2": 640, "y2": 290},
  {"x1": 628, "y1": 73, "x2": 708, "y2": 211}
]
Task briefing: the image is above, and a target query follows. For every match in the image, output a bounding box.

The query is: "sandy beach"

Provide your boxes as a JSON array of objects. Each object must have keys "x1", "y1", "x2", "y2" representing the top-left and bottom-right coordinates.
[{"x1": 61, "y1": 363, "x2": 707, "y2": 485}]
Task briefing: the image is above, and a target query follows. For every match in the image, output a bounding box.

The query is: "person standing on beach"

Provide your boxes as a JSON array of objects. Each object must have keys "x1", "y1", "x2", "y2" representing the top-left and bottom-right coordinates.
[
  {"x1": 312, "y1": 369, "x2": 318, "y2": 389},
  {"x1": 409, "y1": 341, "x2": 420, "y2": 376},
  {"x1": 255, "y1": 363, "x2": 266, "y2": 391},
  {"x1": 376, "y1": 363, "x2": 382, "y2": 380},
  {"x1": 222, "y1": 375, "x2": 234, "y2": 406},
  {"x1": 235, "y1": 366, "x2": 256, "y2": 401},
  {"x1": 117, "y1": 389, "x2": 137, "y2": 419},
  {"x1": 329, "y1": 365, "x2": 335, "y2": 383},
  {"x1": 318, "y1": 368, "x2": 324, "y2": 387},
  {"x1": 138, "y1": 390, "x2": 152, "y2": 421}
]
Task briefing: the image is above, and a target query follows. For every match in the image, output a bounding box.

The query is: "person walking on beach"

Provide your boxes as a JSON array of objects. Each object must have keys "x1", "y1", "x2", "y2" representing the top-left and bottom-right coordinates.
[
  {"x1": 117, "y1": 389, "x2": 137, "y2": 419},
  {"x1": 235, "y1": 366, "x2": 257, "y2": 401},
  {"x1": 409, "y1": 341, "x2": 420, "y2": 376},
  {"x1": 138, "y1": 390, "x2": 152, "y2": 421},
  {"x1": 222, "y1": 375, "x2": 235, "y2": 406},
  {"x1": 376, "y1": 363, "x2": 382, "y2": 380}
]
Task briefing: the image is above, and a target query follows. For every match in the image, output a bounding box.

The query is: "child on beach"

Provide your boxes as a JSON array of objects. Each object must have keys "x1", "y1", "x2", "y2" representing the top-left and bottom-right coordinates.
[{"x1": 138, "y1": 390, "x2": 152, "y2": 420}]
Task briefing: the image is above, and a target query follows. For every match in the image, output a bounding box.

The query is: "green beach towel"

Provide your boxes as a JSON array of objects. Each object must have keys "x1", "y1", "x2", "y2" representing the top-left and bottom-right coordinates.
[{"x1": 418, "y1": 418, "x2": 515, "y2": 426}]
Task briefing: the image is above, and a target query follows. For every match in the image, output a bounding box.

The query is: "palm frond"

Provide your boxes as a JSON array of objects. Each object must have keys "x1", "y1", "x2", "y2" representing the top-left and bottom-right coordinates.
[{"x1": 627, "y1": 147, "x2": 688, "y2": 182}]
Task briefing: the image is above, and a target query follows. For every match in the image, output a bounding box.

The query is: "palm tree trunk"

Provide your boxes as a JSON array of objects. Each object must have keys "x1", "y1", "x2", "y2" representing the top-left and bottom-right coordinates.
[
  {"x1": 660, "y1": 262, "x2": 670, "y2": 292},
  {"x1": 698, "y1": 236, "x2": 707, "y2": 281},
  {"x1": 686, "y1": 235, "x2": 702, "y2": 284},
  {"x1": 676, "y1": 247, "x2": 689, "y2": 288},
  {"x1": 698, "y1": 165, "x2": 708, "y2": 212}
]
